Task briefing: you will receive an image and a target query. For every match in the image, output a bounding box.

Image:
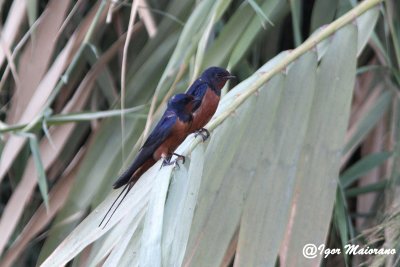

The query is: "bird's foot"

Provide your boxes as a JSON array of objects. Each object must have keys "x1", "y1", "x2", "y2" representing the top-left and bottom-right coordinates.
[
  {"x1": 170, "y1": 153, "x2": 185, "y2": 169},
  {"x1": 173, "y1": 153, "x2": 185, "y2": 164},
  {"x1": 161, "y1": 155, "x2": 173, "y2": 168},
  {"x1": 161, "y1": 153, "x2": 185, "y2": 169},
  {"x1": 194, "y1": 128, "x2": 210, "y2": 142}
]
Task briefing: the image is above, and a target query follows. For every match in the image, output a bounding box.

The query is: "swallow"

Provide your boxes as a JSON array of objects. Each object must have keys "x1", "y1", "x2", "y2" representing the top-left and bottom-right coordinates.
[
  {"x1": 186, "y1": 67, "x2": 235, "y2": 140},
  {"x1": 99, "y1": 94, "x2": 198, "y2": 227}
]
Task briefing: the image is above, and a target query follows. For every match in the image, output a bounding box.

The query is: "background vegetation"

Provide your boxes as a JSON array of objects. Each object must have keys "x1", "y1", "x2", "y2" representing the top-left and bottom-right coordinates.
[{"x1": 0, "y1": 0, "x2": 398, "y2": 266}]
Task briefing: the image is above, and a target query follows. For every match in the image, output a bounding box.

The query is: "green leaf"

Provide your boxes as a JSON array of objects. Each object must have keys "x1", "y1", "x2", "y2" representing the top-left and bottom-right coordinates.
[
  {"x1": 201, "y1": 0, "x2": 261, "y2": 68},
  {"x1": 193, "y1": 0, "x2": 233, "y2": 77},
  {"x1": 40, "y1": 163, "x2": 158, "y2": 267},
  {"x1": 310, "y1": 0, "x2": 339, "y2": 32},
  {"x1": 247, "y1": 0, "x2": 274, "y2": 27},
  {"x1": 151, "y1": 0, "x2": 215, "y2": 97},
  {"x1": 27, "y1": 134, "x2": 49, "y2": 211},
  {"x1": 289, "y1": 0, "x2": 302, "y2": 46},
  {"x1": 48, "y1": 106, "x2": 146, "y2": 123},
  {"x1": 164, "y1": 144, "x2": 205, "y2": 267},
  {"x1": 225, "y1": 0, "x2": 289, "y2": 68},
  {"x1": 340, "y1": 152, "x2": 392, "y2": 188},
  {"x1": 84, "y1": 44, "x2": 118, "y2": 105},
  {"x1": 107, "y1": 221, "x2": 143, "y2": 267},
  {"x1": 138, "y1": 166, "x2": 174, "y2": 266},
  {"x1": 103, "y1": 209, "x2": 146, "y2": 266},
  {"x1": 343, "y1": 90, "x2": 392, "y2": 156},
  {"x1": 356, "y1": 6, "x2": 380, "y2": 56},
  {"x1": 345, "y1": 180, "x2": 388, "y2": 197},
  {"x1": 333, "y1": 189, "x2": 351, "y2": 266},
  {"x1": 26, "y1": 0, "x2": 37, "y2": 30},
  {"x1": 282, "y1": 24, "x2": 358, "y2": 266},
  {"x1": 0, "y1": 106, "x2": 146, "y2": 133},
  {"x1": 235, "y1": 52, "x2": 317, "y2": 266}
]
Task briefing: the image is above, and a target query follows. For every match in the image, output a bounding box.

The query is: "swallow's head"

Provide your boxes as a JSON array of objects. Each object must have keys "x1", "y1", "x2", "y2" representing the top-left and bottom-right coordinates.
[
  {"x1": 200, "y1": 67, "x2": 235, "y2": 91},
  {"x1": 168, "y1": 93, "x2": 199, "y2": 114}
]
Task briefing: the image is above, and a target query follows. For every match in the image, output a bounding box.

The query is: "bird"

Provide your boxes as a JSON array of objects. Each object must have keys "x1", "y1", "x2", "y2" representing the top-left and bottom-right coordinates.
[
  {"x1": 99, "y1": 93, "x2": 199, "y2": 227},
  {"x1": 186, "y1": 67, "x2": 235, "y2": 140}
]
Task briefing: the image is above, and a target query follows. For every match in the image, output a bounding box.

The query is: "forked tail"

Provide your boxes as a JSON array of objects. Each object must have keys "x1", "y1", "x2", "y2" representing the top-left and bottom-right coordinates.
[{"x1": 98, "y1": 182, "x2": 134, "y2": 228}]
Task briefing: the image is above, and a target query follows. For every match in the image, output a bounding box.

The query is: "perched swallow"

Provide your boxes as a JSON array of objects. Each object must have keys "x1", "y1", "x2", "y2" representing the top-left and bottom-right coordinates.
[
  {"x1": 99, "y1": 94, "x2": 198, "y2": 227},
  {"x1": 187, "y1": 67, "x2": 235, "y2": 140}
]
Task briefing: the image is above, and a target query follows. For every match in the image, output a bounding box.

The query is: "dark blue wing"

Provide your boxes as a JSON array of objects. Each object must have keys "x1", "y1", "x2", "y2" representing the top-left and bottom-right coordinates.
[
  {"x1": 113, "y1": 111, "x2": 177, "y2": 188},
  {"x1": 186, "y1": 80, "x2": 209, "y2": 112},
  {"x1": 142, "y1": 111, "x2": 177, "y2": 149}
]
